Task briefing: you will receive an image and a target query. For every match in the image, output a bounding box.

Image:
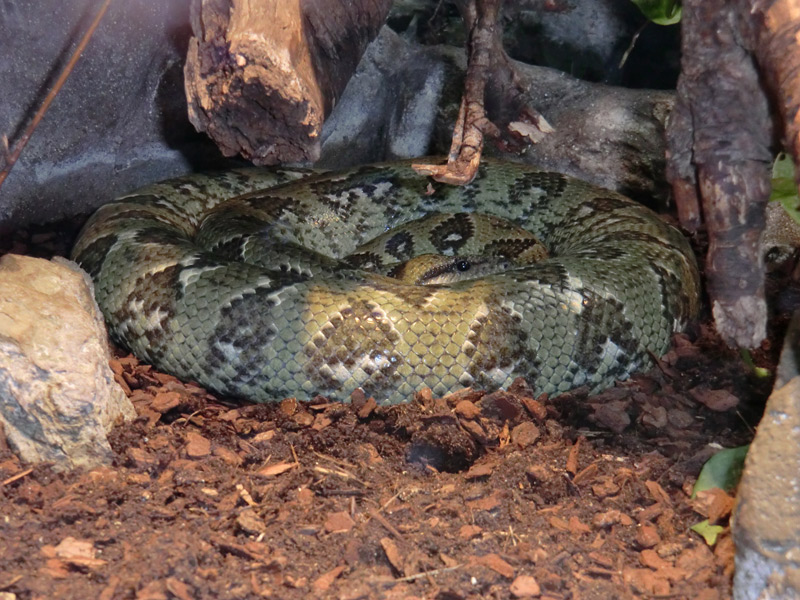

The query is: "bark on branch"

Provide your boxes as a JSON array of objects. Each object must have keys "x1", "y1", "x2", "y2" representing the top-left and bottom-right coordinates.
[{"x1": 666, "y1": 0, "x2": 800, "y2": 348}]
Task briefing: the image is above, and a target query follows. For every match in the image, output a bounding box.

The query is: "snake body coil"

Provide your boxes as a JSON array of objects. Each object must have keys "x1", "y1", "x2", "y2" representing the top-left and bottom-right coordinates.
[{"x1": 72, "y1": 160, "x2": 700, "y2": 405}]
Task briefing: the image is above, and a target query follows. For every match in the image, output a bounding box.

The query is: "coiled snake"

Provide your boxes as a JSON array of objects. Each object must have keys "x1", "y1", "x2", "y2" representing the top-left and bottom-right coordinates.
[{"x1": 72, "y1": 160, "x2": 700, "y2": 405}]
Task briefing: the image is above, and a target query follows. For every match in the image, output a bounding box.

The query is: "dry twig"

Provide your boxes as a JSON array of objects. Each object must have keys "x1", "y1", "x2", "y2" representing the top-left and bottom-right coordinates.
[{"x1": 0, "y1": 0, "x2": 112, "y2": 191}]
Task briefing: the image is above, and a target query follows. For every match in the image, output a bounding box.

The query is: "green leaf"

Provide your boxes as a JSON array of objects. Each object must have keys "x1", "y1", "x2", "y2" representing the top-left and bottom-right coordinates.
[
  {"x1": 771, "y1": 153, "x2": 800, "y2": 226},
  {"x1": 629, "y1": 0, "x2": 682, "y2": 25},
  {"x1": 692, "y1": 445, "x2": 749, "y2": 497},
  {"x1": 740, "y1": 349, "x2": 771, "y2": 379},
  {"x1": 691, "y1": 519, "x2": 726, "y2": 545}
]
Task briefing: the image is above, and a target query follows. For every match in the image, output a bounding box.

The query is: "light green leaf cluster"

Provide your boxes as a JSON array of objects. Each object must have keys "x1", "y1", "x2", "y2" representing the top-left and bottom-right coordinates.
[
  {"x1": 771, "y1": 153, "x2": 800, "y2": 226},
  {"x1": 691, "y1": 520, "x2": 726, "y2": 545},
  {"x1": 692, "y1": 445, "x2": 749, "y2": 497},
  {"x1": 629, "y1": 0, "x2": 682, "y2": 25},
  {"x1": 689, "y1": 445, "x2": 749, "y2": 546}
]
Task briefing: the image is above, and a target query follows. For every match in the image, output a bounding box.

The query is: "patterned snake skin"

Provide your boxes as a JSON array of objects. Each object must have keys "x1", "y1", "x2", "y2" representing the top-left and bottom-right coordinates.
[{"x1": 72, "y1": 159, "x2": 700, "y2": 405}]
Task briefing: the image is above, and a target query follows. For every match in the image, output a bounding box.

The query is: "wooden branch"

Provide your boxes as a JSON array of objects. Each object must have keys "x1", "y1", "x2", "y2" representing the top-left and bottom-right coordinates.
[
  {"x1": 413, "y1": 0, "x2": 502, "y2": 184},
  {"x1": 665, "y1": 0, "x2": 774, "y2": 348},
  {"x1": 416, "y1": 0, "x2": 560, "y2": 185},
  {"x1": 749, "y1": 1, "x2": 800, "y2": 178},
  {"x1": 184, "y1": 0, "x2": 391, "y2": 165}
]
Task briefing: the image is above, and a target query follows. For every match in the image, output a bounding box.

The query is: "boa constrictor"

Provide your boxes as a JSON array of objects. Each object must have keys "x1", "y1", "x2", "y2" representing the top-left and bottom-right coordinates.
[{"x1": 72, "y1": 159, "x2": 700, "y2": 405}]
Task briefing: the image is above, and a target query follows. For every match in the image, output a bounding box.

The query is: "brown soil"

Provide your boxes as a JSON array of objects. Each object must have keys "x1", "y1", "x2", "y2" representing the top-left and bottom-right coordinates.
[{"x1": 1, "y1": 220, "x2": 793, "y2": 600}]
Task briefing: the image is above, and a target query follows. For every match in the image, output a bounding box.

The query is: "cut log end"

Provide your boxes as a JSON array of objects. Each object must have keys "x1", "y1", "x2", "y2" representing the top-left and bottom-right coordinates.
[
  {"x1": 183, "y1": 0, "x2": 391, "y2": 166},
  {"x1": 184, "y1": 39, "x2": 323, "y2": 165}
]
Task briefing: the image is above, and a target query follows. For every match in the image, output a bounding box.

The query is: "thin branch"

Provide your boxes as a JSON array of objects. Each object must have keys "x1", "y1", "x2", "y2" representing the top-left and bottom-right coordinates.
[
  {"x1": 0, "y1": 0, "x2": 112, "y2": 191},
  {"x1": 384, "y1": 564, "x2": 463, "y2": 584},
  {"x1": 413, "y1": 0, "x2": 502, "y2": 185}
]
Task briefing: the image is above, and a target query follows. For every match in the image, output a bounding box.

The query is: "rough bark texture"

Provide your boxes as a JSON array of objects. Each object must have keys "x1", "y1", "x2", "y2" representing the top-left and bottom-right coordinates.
[
  {"x1": 666, "y1": 0, "x2": 774, "y2": 348},
  {"x1": 184, "y1": 0, "x2": 392, "y2": 165},
  {"x1": 749, "y1": 2, "x2": 800, "y2": 173}
]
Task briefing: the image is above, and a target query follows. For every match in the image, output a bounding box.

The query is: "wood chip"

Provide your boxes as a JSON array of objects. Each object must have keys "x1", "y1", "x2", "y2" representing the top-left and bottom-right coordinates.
[
  {"x1": 311, "y1": 414, "x2": 333, "y2": 431},
  {"x1": 635, "y1": 524, "x2": 661, "y2": 549},
  {"x1": 465, "y1": 462, "x2": 494, "y2": 480},
  {"x1": 639, "y1": 548, "x2": 670, "y2": 570},
  {"x1": 53, "y1": 537, "x2": 106, "y2": 569},
  {"x1": 589, "y1": 551, "x2": 614, "y2": 568},
  {"x1": 694, "y1": 488, "x2": 736, "y2": 523},
  {"x1": 568, "y1": 516, "x2": 591, "y2": 535},
  {"x1": 593, "y1": 509, "x2": 632, "y2": 528},
  {"x1": 591, "y1": 400, "x2": 631, "y2": 433},
  {"x1": 380, "y1": 537, "x2": 405, "y2": 575},
  {"x1": 689, "y1": 387, "x2": 739, "y2": 411},
  {"x1": 324, "y1": 511, "x2": 355, "y2": 533},
  {"x1": 477, "y1": 553, "x2": 515, "y2": 578},
  {"x1": 637, "y1": 502, "x2": 664, "y2": 523},
  {"x1": 255, "y1": 461, "x2": 297, "y2": 477},
  {"x1": 591, "y1": 478, "x2": 620, "y2": 499},
  {"x1": 510, "y1": 574, "x2": 541, "y2": 598},
  {"x1": 623, "y1": 566, "x2": 670, "y2": 596},
  {"x1": 236, "y1": 509, "x2": 266, "y2": 535},
  {"x1": 454, "y1": 399, "x2": 481, "y2": 419},
  {"x1": 114, "y1": 372, "x2": 132, "y2": 396},
  {"x1": 459, "y1": 525, "x2": 482, "y2": 539},
  {"x1": 572, "y1": 463, "x2": 598, "y2": 486},
  {"x1": 520, "y1": 396, "x2": 548, "y2": 421},
  {"x1": 279, "y1": 397, "x2": 298, "y2": 416},
  {"x1": 212, "y1": 446, "x2": 244, "y2": 467},
  {"x1": 466, "y1": 490, "x2": 503, "y2": 512},
  {"x1": 645, "y1": 480, "x2": 671, "y2": 505},
  {"x1": 548, "y1": 516, "x2": 570, "y2": 532},
  {"x1": 356, "y1": 395, "x2": 377, "y2": 419},
  {"x1": 311, "y1": 565, "x2": 345, "y2": 593},
  {"x1": 566, "y1": 437, "x2": 583, "y2": 475},
  {"x1": 511, "y1": 422, "x2": 540, "y2": 448},
  {"x1": 184, "y1": 432, "x2": 211, "y2": 458},
  {"x1": 151, "y1": 390, "x2": 182, "y2": 413},
  {"x1": 251, "y1": 430, "x2": 275, "y2": 444},
  {"x1": 127, "y1": 447, "x2": 158, "y2": 470},
  {"x1": 165, "y1": 576, "x2": 194, "y2": 600}
]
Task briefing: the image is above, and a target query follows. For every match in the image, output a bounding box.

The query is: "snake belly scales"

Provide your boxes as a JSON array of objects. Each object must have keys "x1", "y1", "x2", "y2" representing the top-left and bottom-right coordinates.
[{"x1": 72, "y1": 159, "x2": 700, "y2": 405}]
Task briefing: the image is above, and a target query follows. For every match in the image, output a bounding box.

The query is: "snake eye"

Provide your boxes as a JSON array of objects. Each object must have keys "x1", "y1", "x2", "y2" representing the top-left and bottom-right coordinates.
[{"x1": 456, "y1": 260, "x2": 471, "y2": 272}]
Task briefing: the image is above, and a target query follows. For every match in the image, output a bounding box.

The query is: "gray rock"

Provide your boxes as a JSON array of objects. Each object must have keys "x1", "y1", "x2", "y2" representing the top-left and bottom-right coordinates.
[
  {"x1": 733, "y1": 310, "x2": 800, "y2": 600},
  {"x1": 0, "y1": 254, "x2": 135, "y2": 471},
  {"x1": 318, "y1": 27, "x2": 445, "y2": 169},
  {"x1": 502, "y1": 0, "x2": 637, "y2": 83},
  {"x1": 428, "y1": 45, "x2": 675, "y2": 204},
  {"x1": 0, "y1": 0, "x2": 224, "y2": 235},
  {"x1": 497, "y1": 63, "x2": 675, "y2": 204}
]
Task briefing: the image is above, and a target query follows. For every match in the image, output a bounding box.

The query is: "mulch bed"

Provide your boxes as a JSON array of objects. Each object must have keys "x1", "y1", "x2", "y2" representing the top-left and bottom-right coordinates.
[{"x1": 0, "y1": 218, "x2": 792, "y2": 600}]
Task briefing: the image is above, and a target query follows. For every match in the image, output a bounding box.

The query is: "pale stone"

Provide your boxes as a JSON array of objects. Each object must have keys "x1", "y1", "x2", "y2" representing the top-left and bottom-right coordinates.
[
  {"x1": 0, "y1": 254, "x2": 135, "y2": 470},
  {"x1": 733, "y1": 310, "x2": 800, "y2": 600}
]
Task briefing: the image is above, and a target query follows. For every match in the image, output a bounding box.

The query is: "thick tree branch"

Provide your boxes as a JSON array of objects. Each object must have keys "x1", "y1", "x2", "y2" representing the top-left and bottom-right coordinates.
[{"x1": 666, "y1": 0, "x2": 775, "y2": 348}]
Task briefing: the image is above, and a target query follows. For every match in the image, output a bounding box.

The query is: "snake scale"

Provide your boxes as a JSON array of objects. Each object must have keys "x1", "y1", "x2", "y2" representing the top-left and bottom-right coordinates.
[{"x1": 72, "y1": 159, "x2": 700, "y2": 405}]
